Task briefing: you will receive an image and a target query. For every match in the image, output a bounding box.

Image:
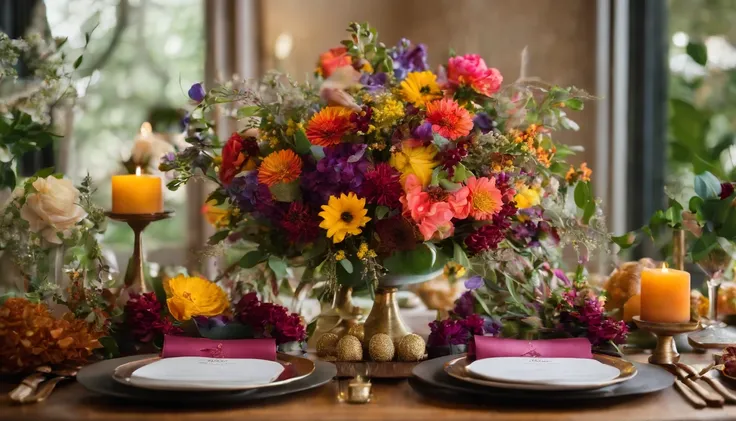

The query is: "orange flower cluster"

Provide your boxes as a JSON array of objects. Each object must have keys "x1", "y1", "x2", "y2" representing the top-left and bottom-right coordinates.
[
  {"x1": 565, "y1": 162, "x2": 593, "y2": 183},
  {"x1": 535, "y1": 146, "x2": 556, "y2": 168},
  {"x1": 510, "y1": 124, "x2": 541, "y2": 151},
  {"x1": 0, "y1": 298, "x2": 103, "y2": 374}
]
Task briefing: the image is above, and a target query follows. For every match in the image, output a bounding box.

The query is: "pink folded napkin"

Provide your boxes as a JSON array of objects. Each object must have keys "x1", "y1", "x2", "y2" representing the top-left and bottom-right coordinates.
[
  {"x1": 469, "y1": 336, "x2": 592, "y2": 360},
  {"x1": 161, "y1": 335, "x2": 277, "y2": 361}
]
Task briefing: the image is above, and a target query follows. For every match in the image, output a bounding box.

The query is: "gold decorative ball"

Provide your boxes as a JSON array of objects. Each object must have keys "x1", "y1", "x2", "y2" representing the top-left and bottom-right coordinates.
[
  {"x1": 397, "y1": 334, "x2": 426, "y2": 362},
  {"x1": 337, "y1": 335, "x2": 363, "y2": 361},
  {"x1": 368, "y1": 333, "x2": 395, "y2": 362},
  {"x1": 316, "y1": 333, "x2": 340, "y2": 357},
  {"x1": 347, "y1": 324, "x2": 365, "y2": 343}
]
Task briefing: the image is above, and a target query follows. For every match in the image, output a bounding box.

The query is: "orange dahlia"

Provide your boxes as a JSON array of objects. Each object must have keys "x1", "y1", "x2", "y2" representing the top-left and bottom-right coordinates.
[
  {"x1": 465, "y1": 176, "x2": 503, "y2": 220},
  {"x1": 305, "y1": 106, "x2": 353, "y2": 147},
  {"x1": 425, "y1": 98, "x2": 473, "y2": 140},
  {"x1": 257, "y1": 149, "x2": 303, "y2": 187}
]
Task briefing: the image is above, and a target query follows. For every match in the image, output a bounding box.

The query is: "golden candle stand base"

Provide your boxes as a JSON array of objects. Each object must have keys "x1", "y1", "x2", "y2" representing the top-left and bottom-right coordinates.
[
  {"x1": 105, "y1": 211, "x2": 174, "y2": 293},
  {"x1": 633, "y1": 316, "x2": 700, "y2": 365}
]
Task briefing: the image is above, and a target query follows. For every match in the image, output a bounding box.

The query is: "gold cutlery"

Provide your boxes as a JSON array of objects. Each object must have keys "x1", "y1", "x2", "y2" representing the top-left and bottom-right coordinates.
[
  {"x1": 664, "y1": 364, "x2": 724, "y2": 407},
  {"x1": 674, "y1": 378, "x2": 707, "y2": 409},
  {"x1": 677, "y1": 362, "x2": 736, "y2": 404},
  {"x1": 8, "y1": 366, "x2": 80, "y2": 404}
]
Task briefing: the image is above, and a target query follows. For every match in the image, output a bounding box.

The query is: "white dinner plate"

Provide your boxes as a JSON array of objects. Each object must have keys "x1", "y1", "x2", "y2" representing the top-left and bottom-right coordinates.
[
  {"x1": 121, "y1": 357, "x2": 286, "y2": 391},
  {"x1": 444, "y1": 355, "x2": 637, "y2": 391},
  {"x1": 466, "y1": 357, "x2": 623, "y2": 387}
]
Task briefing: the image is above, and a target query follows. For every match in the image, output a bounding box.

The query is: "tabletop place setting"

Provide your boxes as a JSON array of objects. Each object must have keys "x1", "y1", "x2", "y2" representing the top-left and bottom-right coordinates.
[{"x1": 6, "y1": 14, "x2": 736, "y2": 421}]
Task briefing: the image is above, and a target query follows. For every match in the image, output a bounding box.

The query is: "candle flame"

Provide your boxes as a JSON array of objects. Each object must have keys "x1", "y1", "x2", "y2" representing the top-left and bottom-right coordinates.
[
  {"x1": 135, "y1": 166, "x2": 142, "y2": 176},
  {"x1": 661, "y1": 262, "x2": 668, "y2": 273},
  {"x1": 140, "y1": 122, "x2": 152, "y2": 137}
]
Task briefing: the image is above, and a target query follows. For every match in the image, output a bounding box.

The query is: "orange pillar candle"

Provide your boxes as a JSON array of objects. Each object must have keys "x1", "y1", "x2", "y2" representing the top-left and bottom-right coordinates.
[
  {"x1": 112, "y1": 167, "x2": 163, "y2": 214},
  {"x1": 640, "y1": 266, "x2": 691, "y2": 323}
]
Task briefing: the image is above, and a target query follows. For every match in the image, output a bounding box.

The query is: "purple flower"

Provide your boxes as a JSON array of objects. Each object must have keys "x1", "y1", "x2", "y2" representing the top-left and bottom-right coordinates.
[
  {"x1": 194, "y1": 315, "x2": 231, "y2": 329},
  {"x1": 464, "y1": 275, "x2": 483, "y2": 290},
  {"x1": 228, "y1": 172, "x2": 284, "y2": 220},
  {"x1": 482, "y1": 316, "x2": 502, "y2": 336},
  {"x1": 390, "y1": 38, "x2": 429, "y2": 80},
  {"x1": 472, "y1": 112, "x2": 495, "y2": 134},
  {"x1": 161, "y1": 152, "x2": 176, "y2": 166},
  {"x1": 412, "y1": 121, "x2": 433, "y2": 141},
  {"x1": 553, "y1": 269, "x2": 571, "y2": 286},
  {"x1": 427, "y1": 319, "x2": 469, "y2": 346},
  {"x1": 180, "y1": 113, "x2": 191, "y2": 132},
  {"x1": 188, "y1": 82, "x2": 206, "y2": 102},
  {"x1": 453, "y1": 291, "x2": 475, "y2": 318},
  {"x1": 359, "y1": 72, "x2": 388, "y2": 91},
  {"x1": 302, "y1": 144, "x2": 370, "y2": 203},
  {"x1": 459, "y1": 314, "x2": 484, "y2": 335}
]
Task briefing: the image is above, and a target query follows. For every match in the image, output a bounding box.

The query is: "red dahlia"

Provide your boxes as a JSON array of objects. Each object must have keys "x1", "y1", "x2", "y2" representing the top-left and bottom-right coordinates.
[
  {"x1": 281, "y1": 201, "x2": 320, "y2": 244},
  {"x1": 361, "y1": 163, "x2": 403, "y2": 208}
]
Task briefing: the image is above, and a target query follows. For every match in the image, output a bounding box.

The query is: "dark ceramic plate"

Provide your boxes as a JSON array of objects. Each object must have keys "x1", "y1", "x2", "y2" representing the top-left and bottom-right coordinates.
[
  {"x1": 410, "y1": 355, "x2": 674, "y2": 403},
  {"x1": 77, "y1": 354, "x2": 336, "y2": 405}
]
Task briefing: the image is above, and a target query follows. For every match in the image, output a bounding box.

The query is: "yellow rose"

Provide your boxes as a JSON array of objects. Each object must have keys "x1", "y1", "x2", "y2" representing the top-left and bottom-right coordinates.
[
  {"x1": 20, "y1": 176, "x2": 87, "y2": 244},
  {"x1": 514, "y1": 185, "x2": 541, "y2": 209},
  {"x1": 165, "y1": 275, "x2": 230, "y2": 321}
]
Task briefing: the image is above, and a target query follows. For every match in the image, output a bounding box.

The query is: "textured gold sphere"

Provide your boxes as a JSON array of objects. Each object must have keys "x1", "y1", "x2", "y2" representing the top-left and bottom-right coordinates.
[
  {"x1": 337, "y1": 335, "x2": 363, "y2": 361},
  {"x1": 316, "y1": 333, "x2": 340, "y2": 357},
  {"x1": 368, "y1": 333, "x2": 395, "y2": 362},
  {"x1": 397, "y1": 334, "x2": 426, "y2": 362},
  {"x1": 347, "y1": 324, "x2": 365, "y2": 343}
]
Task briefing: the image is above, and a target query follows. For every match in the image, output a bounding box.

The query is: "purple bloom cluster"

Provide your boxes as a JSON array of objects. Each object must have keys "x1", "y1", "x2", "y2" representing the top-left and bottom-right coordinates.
[
  {"x1": 472, "y1": 112, "x2": 495, "y2": 134},
  {"x1": 302, "y1": 144, "x2": 370, "y2": 203},
  {"x1": 359, "y1": 72, "x2": 388, "y2": 91},
  {"x1": 390, "y1": 38, "x2": 429, "y2": 80},
  {"x1": 228, "y1": 172, "x2": 283, "y2": 220},
  {"x1": 558, "y1": 292, "x2": 628, "y2": 346},
  {"x1": 428, "y1": 314, "x2": 494, "y2": 347}
]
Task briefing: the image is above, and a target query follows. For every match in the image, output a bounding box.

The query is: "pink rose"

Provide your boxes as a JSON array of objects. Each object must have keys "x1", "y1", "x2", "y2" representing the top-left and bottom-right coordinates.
[{"x1": 447, "y1": 54, "x2": 503, "y2": 97}]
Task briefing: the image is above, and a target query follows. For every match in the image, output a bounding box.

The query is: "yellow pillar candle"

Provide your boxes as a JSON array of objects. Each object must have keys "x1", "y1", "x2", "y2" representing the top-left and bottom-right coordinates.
[
  {"x1": 112, "y1": 167, "x2": 163, "y2": 214},
  {"x1": 640, "y1": 266, "x2": 691, "y2": 323}
]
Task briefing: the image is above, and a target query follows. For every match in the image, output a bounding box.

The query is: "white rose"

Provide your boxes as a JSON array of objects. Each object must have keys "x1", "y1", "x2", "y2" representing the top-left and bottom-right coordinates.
[{"x1": 20, "y1": 176, "x2": 87, "y2": 244}]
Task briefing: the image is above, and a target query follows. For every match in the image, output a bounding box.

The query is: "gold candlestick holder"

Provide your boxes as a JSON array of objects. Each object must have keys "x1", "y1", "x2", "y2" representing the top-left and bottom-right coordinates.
[
  {"x1": 633, "y1": 316, "x2": 700, "y2": 365},
  {"x1": 106, "y1": 211, "x2": 173, "y2": 292}
]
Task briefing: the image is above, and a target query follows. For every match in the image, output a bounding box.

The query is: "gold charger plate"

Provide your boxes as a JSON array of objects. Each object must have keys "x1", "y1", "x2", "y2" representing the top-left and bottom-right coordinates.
[
  {"x1": 444, "y1": 354, "x2": 637, "y2": 391},
  {"x1": 113, "y1": 353, "x2": 315, "y2": 391}
]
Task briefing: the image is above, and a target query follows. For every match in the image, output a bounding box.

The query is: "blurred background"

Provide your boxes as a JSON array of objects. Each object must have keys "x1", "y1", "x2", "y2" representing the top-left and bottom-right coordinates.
[{"x1": 1, "y1": 0, "x2": 733, "y2": 276}]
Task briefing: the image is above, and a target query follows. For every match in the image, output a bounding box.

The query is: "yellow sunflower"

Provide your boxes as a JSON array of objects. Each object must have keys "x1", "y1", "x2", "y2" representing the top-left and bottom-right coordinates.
[
  {"x1": 400, "y1": 71, "x2": 441, "y2": 107},
  {"x1": 318, "y1": 193, "x2": 371, "y2": 243}
]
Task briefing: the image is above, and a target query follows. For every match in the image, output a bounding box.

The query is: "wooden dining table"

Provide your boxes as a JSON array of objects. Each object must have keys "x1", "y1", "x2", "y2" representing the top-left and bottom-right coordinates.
[{"x1": 1, "y1": 350, "x2": 735, "y2": 421}]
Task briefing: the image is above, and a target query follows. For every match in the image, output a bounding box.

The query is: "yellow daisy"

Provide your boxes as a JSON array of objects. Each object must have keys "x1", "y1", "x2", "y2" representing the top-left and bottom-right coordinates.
[
  {"x1": 400, "y1": 71, "x2": 442, "y2": 107},
  {"x1": 318, "y1": 193, "x2": 371, "y2": 243},
  {"x1": 390, "y1": 142, "x2": 439, "y2": 187}
]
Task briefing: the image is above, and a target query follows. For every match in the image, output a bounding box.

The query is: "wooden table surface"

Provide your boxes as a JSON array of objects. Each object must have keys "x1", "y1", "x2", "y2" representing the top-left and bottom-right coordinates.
[{"x1": 2, "y1": 351, "x2": 736, "y2": 421}]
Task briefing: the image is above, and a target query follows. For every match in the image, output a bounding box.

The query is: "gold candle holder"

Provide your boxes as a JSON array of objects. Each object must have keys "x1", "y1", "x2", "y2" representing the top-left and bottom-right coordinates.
[
  {"x1": 633, "y1": 316, "x2": 700, "y2": 365},
  {"x1": 106, "y1": 211, "x2": 173, "y2": 292},
  {"x1": 347, "y1": 375, "x2": 372, "y2": 404}
]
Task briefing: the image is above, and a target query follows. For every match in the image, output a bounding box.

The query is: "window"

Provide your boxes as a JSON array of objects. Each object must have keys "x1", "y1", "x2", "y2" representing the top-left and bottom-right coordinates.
[{"x1": 46, "y1": 0, "x2": 204, "y2": 263}]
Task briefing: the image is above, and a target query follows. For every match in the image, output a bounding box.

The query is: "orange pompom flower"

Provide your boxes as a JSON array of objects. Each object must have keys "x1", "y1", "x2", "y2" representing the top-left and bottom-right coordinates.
[
  {"x1": 317, "y1": 47, "x2": 352, "y2": 78},
  {"x1": 425, "y1": 98, "x2": 473, "y2": 140},
  {"x1": 0, "y1": 298, "x2": 103, "y2": 374},
  {"x1": 305, "y1": 106, "x2": 353, "y2": 147},
  {"x1": 257, "y1": 149, "x2": 303, "y2": 187}
]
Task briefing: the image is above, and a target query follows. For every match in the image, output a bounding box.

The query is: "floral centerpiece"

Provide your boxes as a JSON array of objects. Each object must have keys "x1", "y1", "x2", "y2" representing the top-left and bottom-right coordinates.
[
  {"x1": 163, "y1": 22, "x2": 607, "y2": 317},
  {"x1": 119, "y1": 274, "x2": 306, "y2": 353}
]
